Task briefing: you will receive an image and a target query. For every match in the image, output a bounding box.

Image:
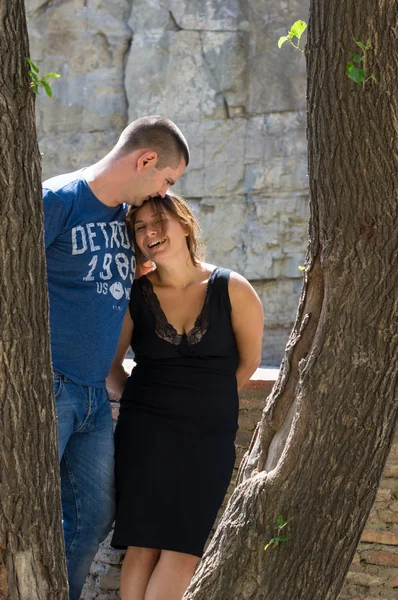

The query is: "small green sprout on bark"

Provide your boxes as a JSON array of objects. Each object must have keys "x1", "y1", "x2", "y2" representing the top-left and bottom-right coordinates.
[
  {"x1": 26, "y1": 58, "x2": 60, "y2": 98},
  {"x1": 278, "y1": 20, "x2": 307, "y2": 53},
  {"x1": 346, "y1": 40, "x2": 378, "y2": 86},
  {"x1": 264, "y1": 515, "x2": 291, "y2": 551}
]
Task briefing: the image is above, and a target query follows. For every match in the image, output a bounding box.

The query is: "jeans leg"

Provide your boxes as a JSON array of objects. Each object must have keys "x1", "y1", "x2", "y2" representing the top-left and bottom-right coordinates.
[
  {"x1": 54, "y1": 373, "x2": 74, "y2": 459},
  {"x1": 56, "y1": 381, "x2": 115, "y2": 600}
]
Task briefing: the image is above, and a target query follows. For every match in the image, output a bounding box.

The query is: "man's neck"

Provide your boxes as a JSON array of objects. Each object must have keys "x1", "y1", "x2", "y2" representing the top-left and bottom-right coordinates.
[{"x1": 83, "y1": 158, "x2": 123, "y2": 207}]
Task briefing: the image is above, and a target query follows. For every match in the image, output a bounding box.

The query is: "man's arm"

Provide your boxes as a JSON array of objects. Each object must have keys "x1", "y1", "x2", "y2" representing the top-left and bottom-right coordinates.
[{"x1": 42, "y1": 188, "x2": 67, "y2": 248}]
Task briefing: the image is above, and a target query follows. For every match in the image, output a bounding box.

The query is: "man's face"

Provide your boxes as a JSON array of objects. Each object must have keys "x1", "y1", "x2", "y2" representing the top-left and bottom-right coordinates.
[{"x1": 127, "y1": 156, "x2": 186, "y2": 207}]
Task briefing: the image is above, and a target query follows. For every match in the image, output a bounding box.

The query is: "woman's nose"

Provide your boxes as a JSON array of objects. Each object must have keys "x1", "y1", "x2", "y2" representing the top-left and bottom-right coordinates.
[{"x1": 147, "y1": 225, "x2": 159, "y2": 235}]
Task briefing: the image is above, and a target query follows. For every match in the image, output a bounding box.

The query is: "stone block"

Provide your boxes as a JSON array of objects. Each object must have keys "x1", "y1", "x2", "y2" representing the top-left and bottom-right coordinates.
[
  {"x1": 244, "y1": 113, "x2": 308, "y2": 194},
  {"x1": 384, "y1": 465, "x2": 398, "y2": 478},
  {"x1": 252, "y1": 279, "x2": 303, "y2": 329},
  {"x1": 389, "y1": 443, "x2": 398, "y2": 462},
  {"x1": 179, "y1": 114, "x2": 309, "y2": 201},
  {"x1": 361, "y1": 530, "x2": 398, "y2": 545},
  {"x1": 376, "y1": 488, "x2": 393, "y2": 503},
  {"x1": 345, "y1": 571, "x2": 383, "y2": 587},
  {"x1": 380, "y1": 478, "x2": 398, "y2": 493},
  {"x1": 0, "y1": 564, "x2": 7, "y2": 599},
  {"x1": 197, "y1": 196, "x2": 246, "y2": 271},
  {"x1": 238, "y1": 413, "x2": 260, "y2": 433},
  {"x1": 28, "y1": 2, "x2": 131, "y2": 138},
  {"x1": 261, "y1": 328, "x2": 293, "y2": 366},
  {"x1": 201, "y1": 31, "x2": 249, "y2": 114},
  {"x1": 127, "y1": 30, "x2": 225, "y2": 123},
  {"x1": 352, "y1": 552, "x2": 361, "y2": 564},
  {"x1": 239, "y1": 387, "x2": 271, "y2": 411},
  {"x1": 379, "y1": 510, "x2": 398, "y2": 524},
  {"x1": 99, "y1": 574, "x2": 120, "y2": 590},
  {"x1": 364, "y1": 550, "x2": 398, "y2": 567},
  {"x1": 244, "y1": 2, "x2": 307, "y2": 114},
  {"x1": 39, "y1": 131, "x2": 121, "y2": 181},
  {"x1": 193, "y1": 194, "x2": 308, "y2": 283},
  {"x1": 95, "y1": 547, "x2": 124, "y2": 565},
  {"x1": 167, "y1": 0, "x2": 243, "y2": 31},
  {"x1": 80, "y1": 590, "x2": 99, "y2": 600}
]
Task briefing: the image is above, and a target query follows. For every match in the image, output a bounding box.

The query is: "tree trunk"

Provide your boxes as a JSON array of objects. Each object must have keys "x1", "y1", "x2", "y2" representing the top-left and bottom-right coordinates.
[
  {"x1": 185, "y1": 1, "x2": 398, "y2": 599},
  {"x1": 0, "y1": 1, "x2": 68, "y2": 598}
]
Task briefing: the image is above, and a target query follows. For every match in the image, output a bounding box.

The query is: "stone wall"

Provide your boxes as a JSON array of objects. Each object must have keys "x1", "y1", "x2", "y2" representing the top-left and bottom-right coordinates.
[
  {"x1": 26, "y1": 0, "x2": 311, "y2": 365},
  {"x1": 81, "y1": 370, "x2": 398, "y2": 599}
]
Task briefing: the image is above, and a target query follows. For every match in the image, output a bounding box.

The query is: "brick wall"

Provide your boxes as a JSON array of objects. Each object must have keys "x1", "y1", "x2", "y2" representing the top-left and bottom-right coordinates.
[
  {"x1": 81, "y1": 369, "x2": 398, "y2": 599},
  {"x1": 340, "y1": 438, "x2": 398, "y2": 600}
]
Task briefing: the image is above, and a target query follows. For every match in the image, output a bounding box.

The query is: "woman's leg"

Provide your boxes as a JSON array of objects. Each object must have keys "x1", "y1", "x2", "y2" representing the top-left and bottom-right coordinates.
[
  {"x1": 145, "y1": 550, "x2": 199, "y2": 600},
  {"x1": 120, "y1": 546, "x2": 161, "y2": 600}
]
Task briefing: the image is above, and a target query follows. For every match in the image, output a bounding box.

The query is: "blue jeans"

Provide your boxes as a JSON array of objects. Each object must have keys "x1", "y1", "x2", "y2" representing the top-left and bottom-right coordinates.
[{"x1": 54, "y1": 374, "x2": 115, "y2": 600}]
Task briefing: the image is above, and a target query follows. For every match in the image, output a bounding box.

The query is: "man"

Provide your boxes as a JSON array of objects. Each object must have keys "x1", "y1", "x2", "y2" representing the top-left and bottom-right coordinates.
[{"x1": 42, "y1": 115, "x2": 189, "y2": 600}]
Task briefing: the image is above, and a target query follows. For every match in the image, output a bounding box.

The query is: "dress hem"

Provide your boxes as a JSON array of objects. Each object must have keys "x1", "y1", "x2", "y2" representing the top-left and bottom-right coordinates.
[{"x1": 111, "y1": 538, "x2": 203, "y2": 558}]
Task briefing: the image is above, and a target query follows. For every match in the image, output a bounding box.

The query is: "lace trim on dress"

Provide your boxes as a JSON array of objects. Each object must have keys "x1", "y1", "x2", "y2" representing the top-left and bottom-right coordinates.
[{"x1": 140, "y1": 268, "x2": 219, "y2": 346}]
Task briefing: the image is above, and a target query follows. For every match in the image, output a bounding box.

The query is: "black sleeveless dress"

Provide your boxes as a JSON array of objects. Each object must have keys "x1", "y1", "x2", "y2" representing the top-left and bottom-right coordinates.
[{"x1": 111, "y1": 267, "x2": 239, "y2": 557}]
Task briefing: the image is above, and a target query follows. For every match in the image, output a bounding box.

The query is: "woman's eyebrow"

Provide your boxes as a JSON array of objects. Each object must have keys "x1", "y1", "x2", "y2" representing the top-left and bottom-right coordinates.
[{"x1": 135, "y1": 213, "x2": 166, "y2": 225}]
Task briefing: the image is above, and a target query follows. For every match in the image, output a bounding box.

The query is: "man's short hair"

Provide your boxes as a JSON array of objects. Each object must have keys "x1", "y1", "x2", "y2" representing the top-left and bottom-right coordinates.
[{"x1": 115, "y1": 115, "x2": 189, "y2": 169}]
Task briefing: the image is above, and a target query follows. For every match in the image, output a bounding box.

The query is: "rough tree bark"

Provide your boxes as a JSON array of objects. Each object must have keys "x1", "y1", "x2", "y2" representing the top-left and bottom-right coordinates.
[
  {"x1": 185, "y1": 1, "x2": 398, "y2": 599},
  {"x1": 0, "y1": 1, "x2": 68, "y2": 598}
]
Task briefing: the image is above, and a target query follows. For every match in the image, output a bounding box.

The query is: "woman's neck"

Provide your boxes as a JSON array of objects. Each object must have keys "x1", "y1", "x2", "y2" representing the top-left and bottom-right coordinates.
[{"x1": 151, "y1": 258, "x2": 203, "y2": 289}]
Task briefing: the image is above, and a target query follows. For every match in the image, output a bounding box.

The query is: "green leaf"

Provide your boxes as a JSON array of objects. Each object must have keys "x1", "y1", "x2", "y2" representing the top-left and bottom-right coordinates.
[
  {"x1": 275, "y1": 536, "x2": 289, "y2": 542},
  {"x1": 277, "y1": 515, "x2": 285, "y2": 526},
  {"x1": 354, "y1": 39, "x2": 367, "y2": 52},
  {"x1": 25, "y1": 57, "x2": 40, "y2": 73},
  {"x1": 28, "y1": 71, "x2": 39, "y2": 83},
  {"x1": 346, "y1": 63, "x2": 366, "y2": 83},
  {"x1": 289, "y1": 20, "x2": 307, "y2": 41},
  {"x1": 41, "y1": 80, "x2": 53, "y2": 98},
  {"x1": 278, "y1": 36, "x2": 289, "y2": 49},
  {"x1": 350, "y1": 52, "x2": 364, "y2": 63},
  {"x1": 32, "y1": 84, "x2": 39, "y2": 94},
  {"x1": 44, "y1": 72, "x2": 61, "y2": 79},
  {"x1": 298, "y1": 265, "x2": 305, "y2": 271},
  {"x1": 264, "y1": 539, "x2": 276, "y2": 551}
]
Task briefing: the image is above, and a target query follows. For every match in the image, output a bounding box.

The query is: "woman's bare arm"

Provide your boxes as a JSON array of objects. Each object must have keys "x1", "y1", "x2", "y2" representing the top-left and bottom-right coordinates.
[
  {"x1": 106, "y1": 309, "x2": 134, "y2": 399},
  {"x1": 229, "y1": 272, "x2": 264, "y2": 391}
]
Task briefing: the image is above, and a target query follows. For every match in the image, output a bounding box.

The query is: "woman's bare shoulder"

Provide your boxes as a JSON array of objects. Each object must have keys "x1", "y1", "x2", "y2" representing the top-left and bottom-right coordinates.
[{"x1": 198, "y1": 262, "x2": 218, "y2": 280}]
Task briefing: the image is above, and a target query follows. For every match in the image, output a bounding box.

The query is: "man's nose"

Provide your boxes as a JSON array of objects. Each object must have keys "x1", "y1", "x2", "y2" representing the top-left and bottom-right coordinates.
[{"x1": 159, "y1": 184, "x2": 170, "y2": 198}]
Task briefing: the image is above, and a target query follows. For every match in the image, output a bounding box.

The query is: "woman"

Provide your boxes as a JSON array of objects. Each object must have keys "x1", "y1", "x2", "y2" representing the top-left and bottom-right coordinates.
[{"x1": 107, "y1": 193, "x2": 264, "y2": 600}]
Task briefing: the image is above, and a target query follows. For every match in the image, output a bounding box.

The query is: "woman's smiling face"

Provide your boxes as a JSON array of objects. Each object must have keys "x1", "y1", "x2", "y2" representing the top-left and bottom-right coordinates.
[{"x1": 133, "y1": 201, "x2": 188, "y2": 262}]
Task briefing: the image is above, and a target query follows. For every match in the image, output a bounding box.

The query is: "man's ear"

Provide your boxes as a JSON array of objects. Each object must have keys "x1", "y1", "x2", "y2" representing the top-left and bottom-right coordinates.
[{"x1": 136, "y1": 151, "x2": 158, "y2": 172}]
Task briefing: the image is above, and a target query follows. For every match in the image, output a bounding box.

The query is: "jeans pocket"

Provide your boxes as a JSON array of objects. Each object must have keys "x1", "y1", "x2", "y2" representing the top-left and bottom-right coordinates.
[{"x1": 53, "y1": 374, "x2": 64, "y2": 399}]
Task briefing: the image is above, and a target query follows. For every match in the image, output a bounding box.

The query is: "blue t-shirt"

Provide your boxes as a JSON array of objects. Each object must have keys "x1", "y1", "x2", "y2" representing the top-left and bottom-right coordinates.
[{"x1": 43, "y1": 170, "x2": 135, "y2": 387}]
